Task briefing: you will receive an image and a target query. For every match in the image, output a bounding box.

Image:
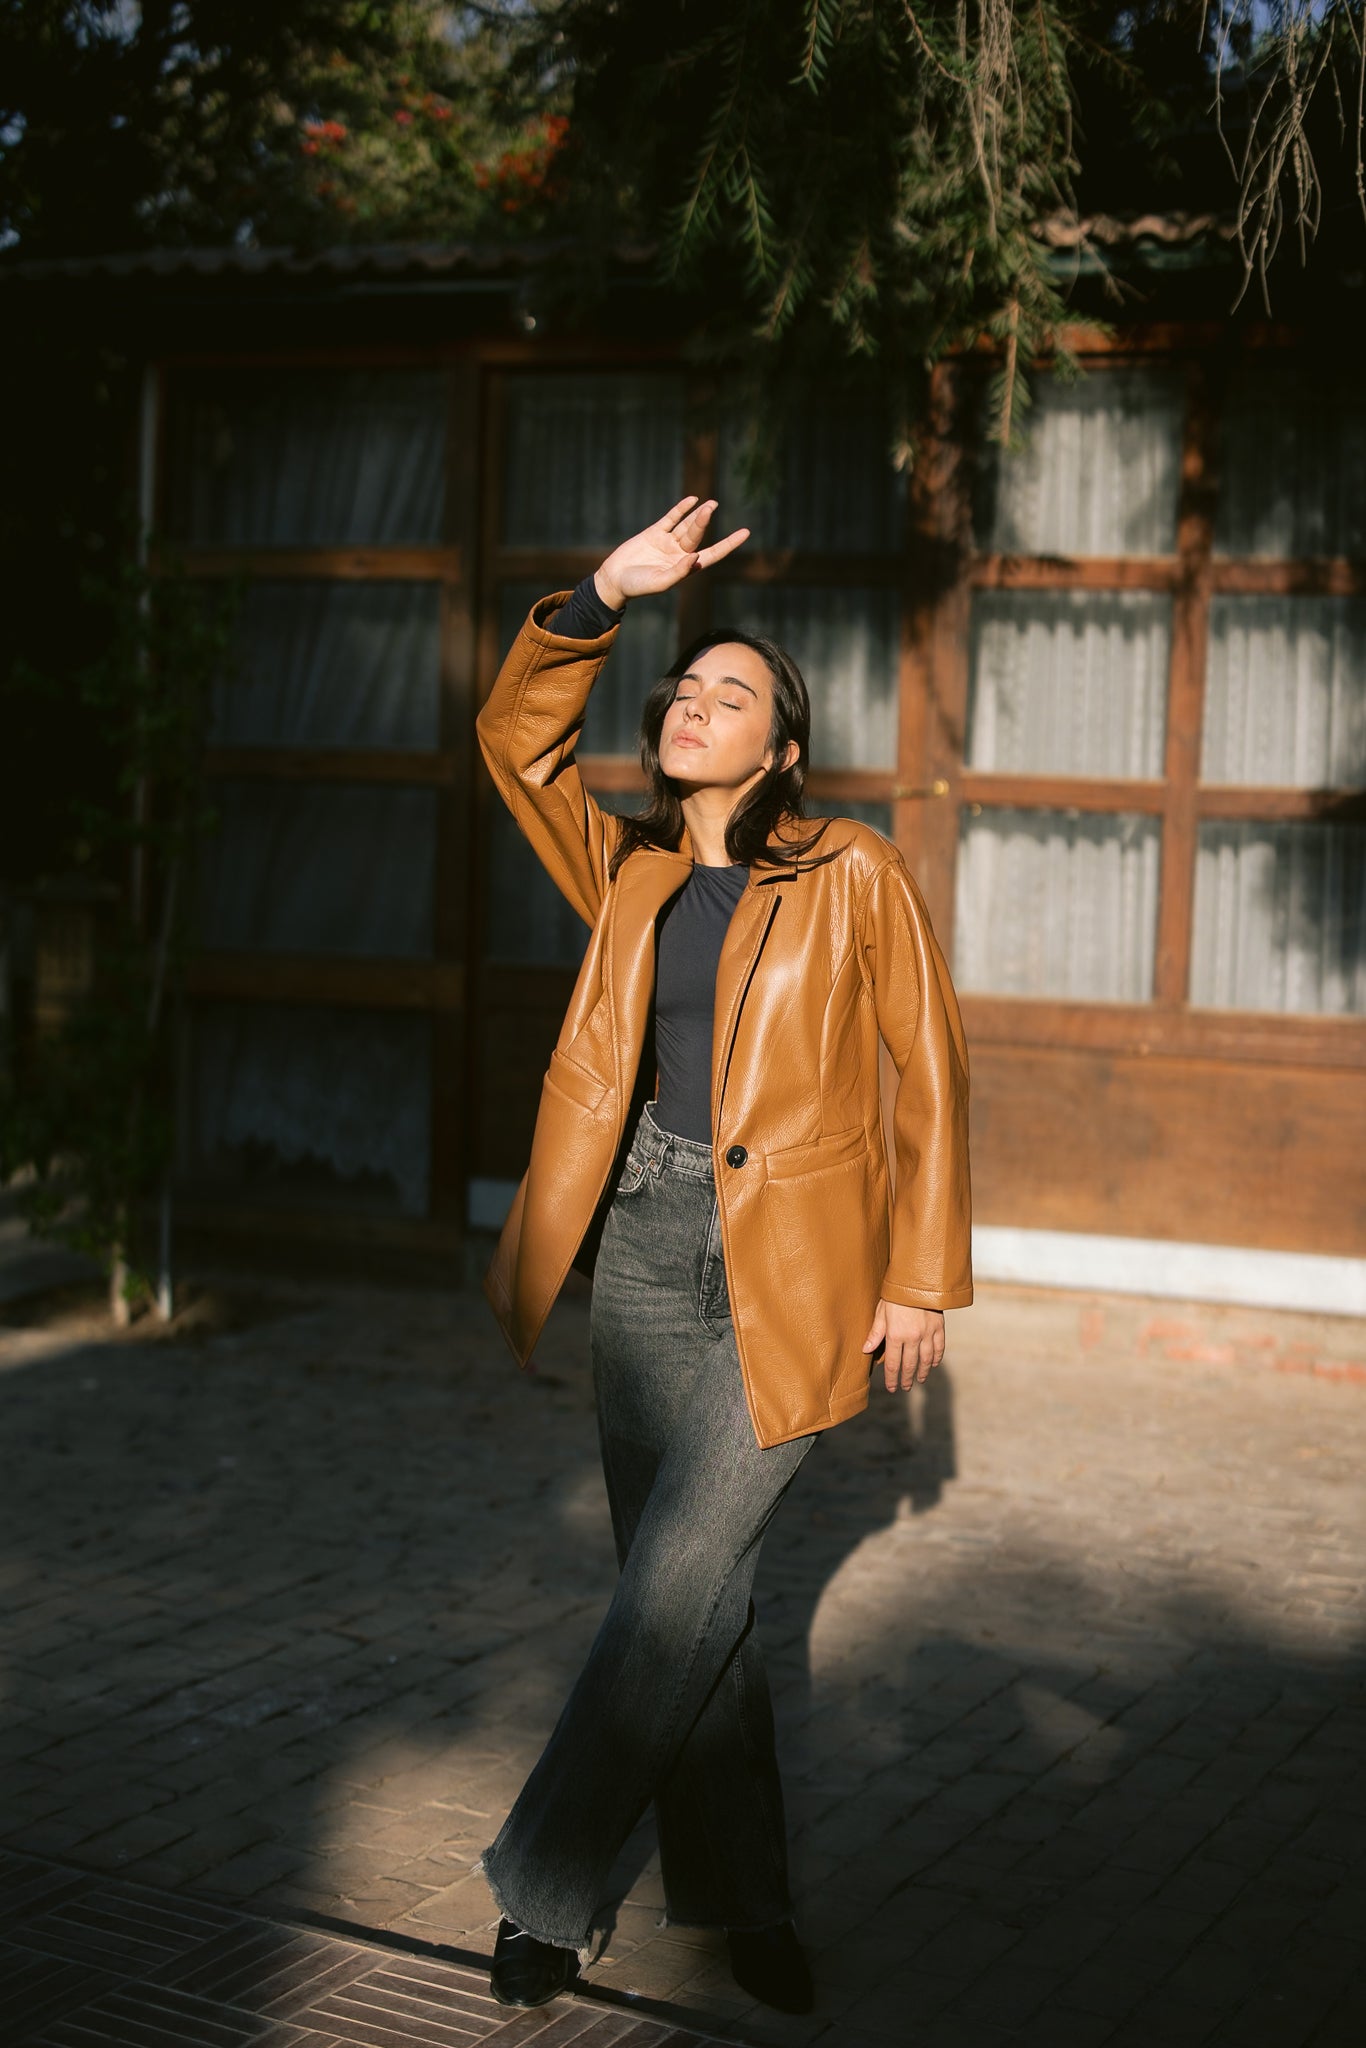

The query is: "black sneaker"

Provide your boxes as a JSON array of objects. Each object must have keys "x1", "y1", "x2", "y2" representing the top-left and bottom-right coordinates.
[
  {"x1": 727, "y1": 1919, "x2": 815, "y2": 2013},
  {"x1": 489, "y1": 1916, "x2": 580, "y2": 2007}
]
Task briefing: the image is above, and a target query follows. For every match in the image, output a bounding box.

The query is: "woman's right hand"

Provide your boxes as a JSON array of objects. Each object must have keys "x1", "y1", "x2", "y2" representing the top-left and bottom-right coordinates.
[{"x1": 592, "y1": 497, "x2": 750, "y2": 610}]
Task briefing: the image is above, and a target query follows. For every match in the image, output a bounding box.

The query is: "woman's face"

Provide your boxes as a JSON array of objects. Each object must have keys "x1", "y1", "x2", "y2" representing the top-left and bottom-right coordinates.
[{"x1": 658, "y1": 642, "x2": 795, "y2": 792}]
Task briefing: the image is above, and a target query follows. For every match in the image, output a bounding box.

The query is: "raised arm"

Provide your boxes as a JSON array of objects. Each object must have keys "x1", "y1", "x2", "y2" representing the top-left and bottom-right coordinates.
[{"x1": 475, "y1": 496, "x2": 750, "y2": 927}]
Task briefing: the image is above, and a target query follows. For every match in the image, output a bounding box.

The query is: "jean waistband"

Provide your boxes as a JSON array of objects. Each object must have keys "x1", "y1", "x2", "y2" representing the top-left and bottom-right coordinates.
[{"x1": 627, "y1": 1100, "x2": 715, "y2": 1183}]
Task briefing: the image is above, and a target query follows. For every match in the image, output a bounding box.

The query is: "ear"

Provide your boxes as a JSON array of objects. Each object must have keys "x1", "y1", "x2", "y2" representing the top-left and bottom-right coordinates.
[{"x1": 779, "y1": 738, "x2": 800, "y2": 773}]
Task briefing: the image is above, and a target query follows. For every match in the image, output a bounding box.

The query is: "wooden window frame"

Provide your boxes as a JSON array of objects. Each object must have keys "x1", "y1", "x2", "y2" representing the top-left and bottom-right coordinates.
[{"x1": 921, "y1": 342, "x2": 1366, "y2": 1073}]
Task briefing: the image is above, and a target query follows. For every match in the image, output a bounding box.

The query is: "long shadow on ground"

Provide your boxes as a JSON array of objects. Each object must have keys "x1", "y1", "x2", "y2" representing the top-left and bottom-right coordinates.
[{"x1": 0, "y1": 1279, "x2": 1362, "y2": 2047}]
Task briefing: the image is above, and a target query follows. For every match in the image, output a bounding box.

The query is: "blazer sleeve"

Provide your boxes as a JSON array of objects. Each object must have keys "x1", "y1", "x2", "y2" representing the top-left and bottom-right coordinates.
[
  {"x1": 857, "y1": 852, "x2": 974, "y2": 1311},
  {"x1": 475, "y1": 592, "x2": 627, "y2": 928}
]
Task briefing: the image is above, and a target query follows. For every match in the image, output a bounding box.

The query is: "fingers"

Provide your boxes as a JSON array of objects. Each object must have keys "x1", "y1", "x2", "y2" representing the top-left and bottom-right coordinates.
[
  {"x1": 695, "y1": 525, "x2": 750, "y2": 569},
  {"x1": 659, "y1": 495, "x2": 703, "y2": 532},
  {"x1": 884, "y1": 1330, "x2": 946, "y2": 1392},
  {"x1": 643, "y1": 500, "x2": 747, "y2": 580},
  {"x1": 861, "y1": 1304, "x2": 887, "y2": 1355},
  {"x1": 908, "y1": 1329, "x2": 946, "y2": 1388},
  {"x1": 673, "y1": 501, "x2": 718, "y2": 553}
]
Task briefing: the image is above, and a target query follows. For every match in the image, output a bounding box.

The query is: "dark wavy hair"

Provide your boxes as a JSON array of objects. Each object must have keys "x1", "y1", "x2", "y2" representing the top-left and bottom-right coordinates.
[{"x1": 607, "y1": 627, "x2": 835, "y2": 881}]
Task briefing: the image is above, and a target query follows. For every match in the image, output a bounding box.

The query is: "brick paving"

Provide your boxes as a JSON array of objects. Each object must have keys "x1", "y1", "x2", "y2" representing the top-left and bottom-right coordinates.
[
  {"x1": 0, "y1": 1269, "x2": 1363, "y2": 2047},
  {"x1": 0, "y1": 1848, "x2": 718, "y2": 2045}
]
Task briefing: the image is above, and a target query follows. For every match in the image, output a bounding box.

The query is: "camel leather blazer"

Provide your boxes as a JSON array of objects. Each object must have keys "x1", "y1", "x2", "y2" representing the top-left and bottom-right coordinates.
[{"x1": 477, "y1": 595, "x2": 973, "y2": 1449}]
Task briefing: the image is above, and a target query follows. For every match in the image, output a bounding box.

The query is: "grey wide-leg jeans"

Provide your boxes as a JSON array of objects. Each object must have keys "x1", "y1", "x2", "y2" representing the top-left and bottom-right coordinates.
[{"x1": 481, "y1": 1102, "x2": 816, "y2": 1952}]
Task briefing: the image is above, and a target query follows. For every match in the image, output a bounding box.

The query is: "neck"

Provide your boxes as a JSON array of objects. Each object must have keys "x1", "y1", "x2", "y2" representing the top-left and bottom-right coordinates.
[
  {"x1": 684, "y1": 782, "x2": 749, "y2": 864},
  {"x1": 679, "y1": 777, "x2": 760, "y2": 867}
]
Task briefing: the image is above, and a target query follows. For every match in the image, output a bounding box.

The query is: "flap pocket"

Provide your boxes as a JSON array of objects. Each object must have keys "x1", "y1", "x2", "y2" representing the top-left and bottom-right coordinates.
[
  {"x1": 544, "y1": 1049, "x2": 610, "y2": 1114},
  {"x1": 764, "y1": 1125, "x2": 867, "y2": 1183}
]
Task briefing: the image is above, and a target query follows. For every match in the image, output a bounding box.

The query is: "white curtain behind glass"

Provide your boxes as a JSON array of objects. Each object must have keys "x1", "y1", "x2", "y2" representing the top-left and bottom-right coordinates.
[
  {"x1": 1191, "y1": 824, "x2": 1366, "y2": 1014},
  {"x1": 968, "y1": 592, "x2": 1170, "y2": 776},
  {"x1": 485, "y1": 803, "x2": 592, "y2": 969},
  {"x1": 193, "y1": 1005, "x2": 431, "y2": 1215},
  {"x1": 717, "y1": 399, "x2": 903, "y2": 551},
  {"x1": 1202, "y1": 598, "x2": 1366, "y2": 787},
  {"x1": 167, "y1": 369, "x2": 447, "y2": 544},
  {"x1": 213, "y1": 582, "x2": 442, "y2": 749},
  {"x1": 974, "y1": 369, "x2": 1185, "y2": 557},
  {"x1": 1216, "y1": 367, "x2": 1366, "y2": 557},
  {"x1": 502, "y1": 374, "x2": 685, "y2": 547},
  {"x1": 176, "y1": 370, "x2": 446, "y2": 1216},
  {"x1": 956, "y1": 811, "x2": 1160, "y2": 1000},
  {"x1": 198, "y1": 784, "x2": 435, "y2": 959},
  {"x1": 712, "y1": 584, "x2": 898, "y2": 769}
]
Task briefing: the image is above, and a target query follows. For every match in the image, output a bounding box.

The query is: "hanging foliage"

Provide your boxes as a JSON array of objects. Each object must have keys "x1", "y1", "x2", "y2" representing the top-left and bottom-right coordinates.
[{"x1": 518, "y1": 0, "x2": 1366, "y2": 450}]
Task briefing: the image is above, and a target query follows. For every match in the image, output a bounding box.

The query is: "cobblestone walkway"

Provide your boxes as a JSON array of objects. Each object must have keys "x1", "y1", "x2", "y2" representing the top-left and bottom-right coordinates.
[{"x1": 1, "y1": 1274, "x2": 1363, "y2": 2047}]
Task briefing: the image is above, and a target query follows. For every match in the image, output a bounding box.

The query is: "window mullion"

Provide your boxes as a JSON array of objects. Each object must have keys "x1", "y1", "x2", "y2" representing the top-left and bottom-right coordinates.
[{"x1": 1154, "y1": 357, "x2": 1218, "y2": 1006}]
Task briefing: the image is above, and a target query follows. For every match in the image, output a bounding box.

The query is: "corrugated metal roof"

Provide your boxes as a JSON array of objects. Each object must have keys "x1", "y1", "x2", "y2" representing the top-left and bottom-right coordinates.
[
  {"x1": 1037, "y1": 212, "x2": 1237, "y2": 249},
  {"x1": 0, "y1": 218, "x2": 1232, "y2": 285},
  {"x1": 0, "y1": 238, "x2": 653, "y2": 283}
]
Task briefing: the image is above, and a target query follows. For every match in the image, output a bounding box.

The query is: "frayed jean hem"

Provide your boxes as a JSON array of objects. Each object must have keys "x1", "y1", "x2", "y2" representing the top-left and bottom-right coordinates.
[{"x1": 478, "y1": 1849, "x2": 595, "y2": 1962}]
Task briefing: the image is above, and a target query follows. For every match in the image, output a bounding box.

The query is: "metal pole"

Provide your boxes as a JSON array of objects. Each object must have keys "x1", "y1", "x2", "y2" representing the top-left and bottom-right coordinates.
[{"x1": 137, "y1": 362, "x2": 174, "y2": 1323}]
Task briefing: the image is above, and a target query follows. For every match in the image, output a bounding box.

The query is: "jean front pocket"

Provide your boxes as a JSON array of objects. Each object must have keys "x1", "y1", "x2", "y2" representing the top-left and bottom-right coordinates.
[
  {"x1": 612, "y1": 1150, "x2": 652, "y2": 1201},
  {"x1": 697, "y1": 1198, "x2": 731, "y2": 1330}
]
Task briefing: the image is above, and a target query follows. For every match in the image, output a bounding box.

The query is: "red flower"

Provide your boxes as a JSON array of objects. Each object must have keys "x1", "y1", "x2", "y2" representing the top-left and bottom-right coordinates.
[{"x1": 395, "y1": 108, "x2": 413, "y2": 127}]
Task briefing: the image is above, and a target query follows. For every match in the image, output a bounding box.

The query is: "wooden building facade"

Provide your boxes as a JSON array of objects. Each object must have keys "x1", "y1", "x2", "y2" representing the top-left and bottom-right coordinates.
[{"x1": 11, "y1": 243, "x2": 1366, "y2": 1299}]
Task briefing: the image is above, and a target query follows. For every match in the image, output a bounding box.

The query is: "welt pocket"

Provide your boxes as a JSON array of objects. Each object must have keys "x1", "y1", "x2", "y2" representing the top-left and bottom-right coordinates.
[
  {"x1": 764, "y1": 1125, "x2": 867, "y2": 1183},
  {"x1": 544, "y1": 1049, "x2": 610, "y2": 1113}
]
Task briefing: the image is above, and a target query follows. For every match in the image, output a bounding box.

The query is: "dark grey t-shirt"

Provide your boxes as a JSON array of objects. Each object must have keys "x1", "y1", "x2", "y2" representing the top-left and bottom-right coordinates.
[
  {"x1": 654, "y1": 863, "x2": 749, "y2": 1142},
  {"x1": 546, "y1": 576, "x2": 748, "y2": 1144}
]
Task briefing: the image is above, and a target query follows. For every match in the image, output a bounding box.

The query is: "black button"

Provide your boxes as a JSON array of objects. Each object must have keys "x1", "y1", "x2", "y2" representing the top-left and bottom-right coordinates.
[{"x1": 725, "y1": 1145, "x2": 748, "y2": 1168}]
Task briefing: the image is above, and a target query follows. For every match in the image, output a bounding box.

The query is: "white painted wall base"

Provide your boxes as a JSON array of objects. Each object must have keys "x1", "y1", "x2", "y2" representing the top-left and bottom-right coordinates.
[
  {"x1": 468, "y1": 1180, "x2": 1365, "y2": 1317},
  {"x1": 973, "y1": 1225, "x2": 1366, "y2": 1318}
]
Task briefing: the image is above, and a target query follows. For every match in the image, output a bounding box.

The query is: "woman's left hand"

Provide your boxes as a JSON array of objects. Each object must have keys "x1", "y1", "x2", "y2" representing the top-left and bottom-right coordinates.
[{"x1": 862, "y1": 1301, "x2": 946, "y2": 1390}]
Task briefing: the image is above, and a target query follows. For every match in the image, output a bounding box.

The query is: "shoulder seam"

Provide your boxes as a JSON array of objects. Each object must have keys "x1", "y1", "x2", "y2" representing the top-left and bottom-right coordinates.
[{"x1": 852, "y1": 849, "x2": 905, "y2": 931}]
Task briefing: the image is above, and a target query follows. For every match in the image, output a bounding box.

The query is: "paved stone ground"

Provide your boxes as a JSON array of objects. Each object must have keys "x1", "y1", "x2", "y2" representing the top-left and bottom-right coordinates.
[
  {"x1": 0, "y1": 1849, "x2": 717, "y2": 2046},
  {"x1": 0, "y1": 1269, "x2": 1363, "y2": 2048}
]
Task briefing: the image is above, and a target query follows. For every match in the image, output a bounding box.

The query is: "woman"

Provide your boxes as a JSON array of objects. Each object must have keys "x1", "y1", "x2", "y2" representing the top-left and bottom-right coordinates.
[{"x1": 475, "y1": 495, "x2": 972, "y2": 2015}]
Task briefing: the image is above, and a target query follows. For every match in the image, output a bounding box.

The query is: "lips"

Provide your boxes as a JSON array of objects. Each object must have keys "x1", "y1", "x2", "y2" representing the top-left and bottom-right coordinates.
[{"x1": 669, "y1": 733, "x2": 706, "y2": 749}]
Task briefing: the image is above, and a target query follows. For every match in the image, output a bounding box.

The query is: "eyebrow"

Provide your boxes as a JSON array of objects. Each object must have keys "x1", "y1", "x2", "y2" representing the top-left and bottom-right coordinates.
[{"x1": 680, "y1": 669, "x2": 759, "y2": 700}]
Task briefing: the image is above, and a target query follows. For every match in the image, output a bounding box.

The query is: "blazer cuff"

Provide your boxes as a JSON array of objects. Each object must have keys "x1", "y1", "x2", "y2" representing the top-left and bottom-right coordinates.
[
  {"x1": 879, "y1": 1274, "x2": 974, "y2": 1312},
  {"x1": 526, "y1": 590, "x2": 622, "y2": 649}
]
